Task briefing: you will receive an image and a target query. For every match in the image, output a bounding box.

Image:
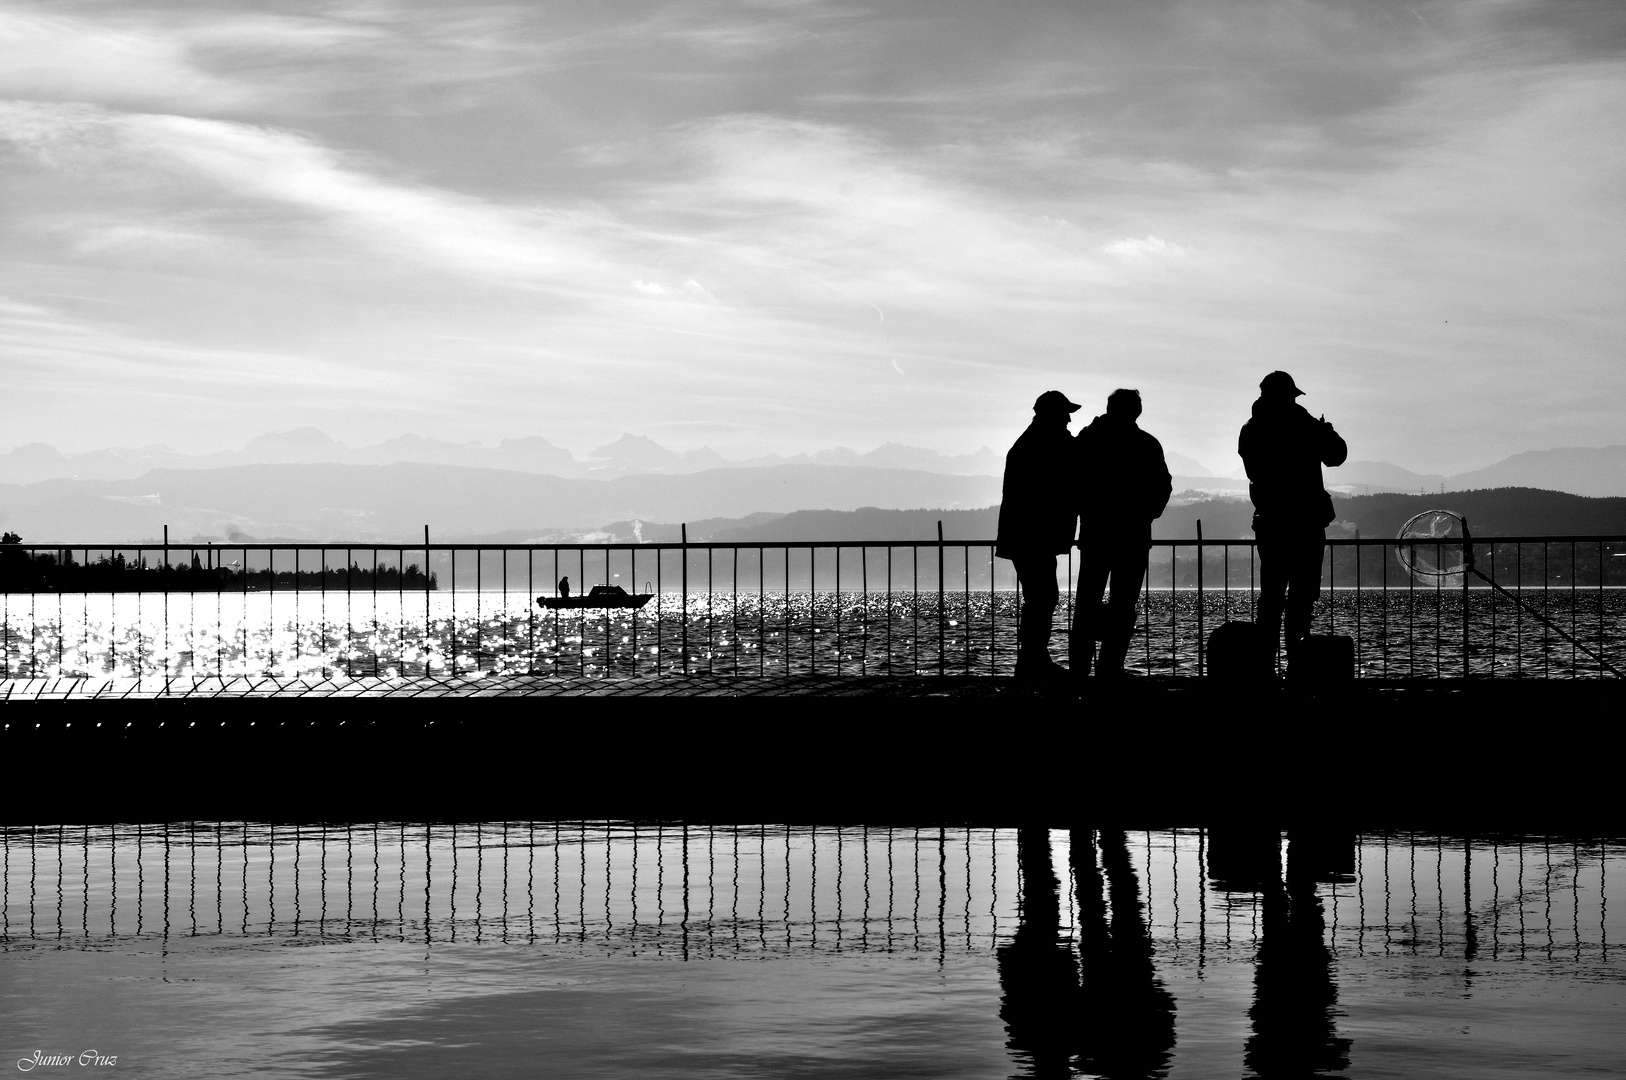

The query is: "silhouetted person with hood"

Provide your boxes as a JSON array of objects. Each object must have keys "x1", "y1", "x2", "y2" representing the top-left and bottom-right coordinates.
[
  {"x1": 997, "y1": 390, "x2": 1082, "y2": 684},
  {"x1": 1072, "y1": 390, "x2": 1172, "y2": 679},
  {"x1": 1238, "y1": 372, "x2": 1347, "y2": 671}
]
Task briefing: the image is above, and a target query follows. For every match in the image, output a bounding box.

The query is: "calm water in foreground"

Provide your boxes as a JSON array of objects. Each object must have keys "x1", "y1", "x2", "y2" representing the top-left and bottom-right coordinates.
[{"x1": 1, "y1": 825, "x2": 1620, "y2": 1078}]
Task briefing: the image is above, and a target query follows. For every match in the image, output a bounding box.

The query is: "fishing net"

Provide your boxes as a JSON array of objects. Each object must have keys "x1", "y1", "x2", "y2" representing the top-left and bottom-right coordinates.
[{"x1": 1396, "y1": 510, "x2": 1468, "y2": 584}]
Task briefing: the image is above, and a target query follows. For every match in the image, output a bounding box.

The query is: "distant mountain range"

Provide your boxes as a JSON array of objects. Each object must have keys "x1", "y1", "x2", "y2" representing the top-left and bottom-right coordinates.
[
  {"x1": 0, "y1": 428, "x2": 1002, "y2": 485},
  {"x1": 5, "y1": 429, "x2": 1625, "y2": 499},
  {"x1": 562, "y1": 489, "x2": 1626, "y2": 547},
  {"x1": 0, "y1": 463, "x2": 1002, "y2": 544}
]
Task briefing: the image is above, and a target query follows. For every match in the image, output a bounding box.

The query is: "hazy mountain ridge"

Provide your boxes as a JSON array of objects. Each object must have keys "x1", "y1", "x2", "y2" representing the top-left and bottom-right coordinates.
[
  {"x1": 0, "y1": 429, "x2": 1002, "y2": 485},
  {"x1": 6, "y1": 430, "x2": 1625, "y2": 498},
  {"x1": 0, "y1": 463, "x2": 1002, "y2": 544}
]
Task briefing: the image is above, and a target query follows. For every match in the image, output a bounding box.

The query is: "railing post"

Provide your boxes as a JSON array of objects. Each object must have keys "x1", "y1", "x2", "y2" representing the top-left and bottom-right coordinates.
[
  {"x1": 937, "y1": 520, "x2": 946, "y2": 677},
  {"x1": 1196, "y1": 519, "x2": 1204, "y2": 678},
  {"x1": 1462, "y1": 516, "x2": 1472, "y2": 678},
  {"x1": 681, "y1": 523, "x2": 689, "y2": 676}
]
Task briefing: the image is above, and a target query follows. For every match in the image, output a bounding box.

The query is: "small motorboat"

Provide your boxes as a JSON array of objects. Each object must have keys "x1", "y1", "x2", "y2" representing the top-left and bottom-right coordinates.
[{"x1": 537, "y1": 584, "x2": 654, "y2": 610}]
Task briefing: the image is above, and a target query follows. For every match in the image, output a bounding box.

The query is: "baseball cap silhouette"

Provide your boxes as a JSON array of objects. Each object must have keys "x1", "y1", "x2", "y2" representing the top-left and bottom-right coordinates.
[
  {"x1": 1033, "y1": 390, "x2": 1082, "y2": 414},
  {"x1": 1259, "y1": 371, "x2": 1305, "y2": 398}
]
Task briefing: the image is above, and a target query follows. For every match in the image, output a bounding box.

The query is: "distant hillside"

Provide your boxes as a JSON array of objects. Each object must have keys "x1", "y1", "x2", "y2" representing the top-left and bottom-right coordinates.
[
  {"x1": 1446, "y1": 446, "x2": 1626, "y2": 499},
  {"x1": 1332, "y1": 488, "x2": 1626, "y2": 538}
]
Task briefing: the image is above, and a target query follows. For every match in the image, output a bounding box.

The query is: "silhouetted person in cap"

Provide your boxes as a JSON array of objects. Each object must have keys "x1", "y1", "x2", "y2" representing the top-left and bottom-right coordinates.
[
  {"x1": 1071, "y1": 390, "x2": 1172, "y2": 680},
  {"x1": 997, "y1": 390, "x2": 1082, "y2": 684},
  {"x1": 558, "y1": 576, "x2": 571, "y2": 599},
  {"x1": 1239, "y1": 372, "x2": 1346, "y2": 673}
]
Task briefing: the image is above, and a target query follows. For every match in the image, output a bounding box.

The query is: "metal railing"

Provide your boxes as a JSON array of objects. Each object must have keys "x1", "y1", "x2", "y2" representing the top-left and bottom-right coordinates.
[
  {"x1": 0, "y1": 824, "x2": 1616, "y2": 967},
  {"x1": 1, "y1": 532, "x2": 1622, "y2": 680}
]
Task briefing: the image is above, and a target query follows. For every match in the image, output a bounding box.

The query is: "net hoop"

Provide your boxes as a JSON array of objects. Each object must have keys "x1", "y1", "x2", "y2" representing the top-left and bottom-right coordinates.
[{"x1": 1396, "y1": 509, "x2": 1468, "y2": 583}]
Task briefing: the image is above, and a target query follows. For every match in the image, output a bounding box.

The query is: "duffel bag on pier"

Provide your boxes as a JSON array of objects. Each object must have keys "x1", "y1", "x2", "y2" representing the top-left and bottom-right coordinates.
[
  {"x1": 1205, "y1": 620, "x2": 1273, "y2": 680},
  {"x1": 1290, "y1": 634, "x2": 1355, "y2": 682}
]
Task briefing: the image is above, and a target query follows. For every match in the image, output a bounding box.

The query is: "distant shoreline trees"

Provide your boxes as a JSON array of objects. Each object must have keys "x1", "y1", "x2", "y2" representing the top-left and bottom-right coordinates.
[{"x1": 0, "y1": 535, "x2": 437, "y2": 593}]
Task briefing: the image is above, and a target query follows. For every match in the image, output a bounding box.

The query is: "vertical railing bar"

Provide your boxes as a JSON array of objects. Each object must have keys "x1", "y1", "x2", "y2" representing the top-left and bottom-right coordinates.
[
  {"x1": 860, "y1": 545, "x2": 868, "y2": 677},
  {"x1": 1355, "y1": 536, "x2": 1362, "y2": 677},
  {"x1": 654, "y1": 545, "x2": 661, "y2": 678},
  {"x1": 990, "y1": 545, "x2": 997, "y2": 676},
  {"x1": 707, "y1": 544, "x2": 714, "y2": 676},
  {"x1": 810, "y1": 543, "x2": 817, "y2": 677},
  {"x1": 1169, "y1": 540, "x2": 1177, "y2": 676},
  {"x1": 1196, "y1": 522, "x2": 1204, "y2": 678},
  {"x1": 963, "y1": 543, "x2": 971, "y2": 676},
  {"x1": 936, "y1": 521, "x2": 945, "y2": 679},
  {"x1": 835, "y1": 545, "x2": 842, "y2": 677},
  {"x1": 680, "y1": 526, "x2": 689, "y2": 677},
  {"x1": 758, "y1": 544, "x2": 765, "y2": 678}
]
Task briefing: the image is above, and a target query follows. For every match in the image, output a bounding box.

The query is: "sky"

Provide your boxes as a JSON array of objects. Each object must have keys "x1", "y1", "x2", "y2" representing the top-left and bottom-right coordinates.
[{"x1": 1, "y1": 0, "x2": 1623, "y2": 475}]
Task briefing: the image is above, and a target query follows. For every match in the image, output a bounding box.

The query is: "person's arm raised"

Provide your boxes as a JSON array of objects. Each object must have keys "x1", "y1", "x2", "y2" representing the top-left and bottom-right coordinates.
[{"x1": 1318, "y1": 414, "x2": 1348, "y2": 468}]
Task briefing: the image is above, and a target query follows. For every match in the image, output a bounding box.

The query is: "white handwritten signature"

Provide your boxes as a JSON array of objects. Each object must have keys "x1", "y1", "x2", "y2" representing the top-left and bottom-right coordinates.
[{"x1": 15, "y1": 1051, "x2": 116, "y2": 1071}]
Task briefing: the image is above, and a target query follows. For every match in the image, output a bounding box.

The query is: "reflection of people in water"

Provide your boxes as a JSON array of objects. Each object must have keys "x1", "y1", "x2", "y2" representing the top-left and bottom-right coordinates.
[
  {"x1": 997, "y1": 828, "x2": 1081, "y2": 1077},
  {"x1": 1072, "y1": 828, "x2": 1177, "y2": 1079},
  {"x1": 1243, "y1": 831, "x2": 1353, "y2": 1077},
  {"x1": 557, "y1": 576, "x2": 571, "y2": 598}
]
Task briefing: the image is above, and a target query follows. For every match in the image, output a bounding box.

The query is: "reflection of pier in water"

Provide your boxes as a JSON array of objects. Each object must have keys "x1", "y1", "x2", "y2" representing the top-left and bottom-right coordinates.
[{"x1": 2, "y1": 825, "x2": 1617, "y2": 967}]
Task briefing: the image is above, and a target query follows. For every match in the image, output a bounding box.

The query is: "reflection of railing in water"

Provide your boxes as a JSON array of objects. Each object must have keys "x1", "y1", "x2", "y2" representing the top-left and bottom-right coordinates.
[
  {"x1": 2, "y1": 535, "x2": 1623, "y2": 679},
  {"x1": 1, "y1": 825, "x2": 1617, "y2": 966}
]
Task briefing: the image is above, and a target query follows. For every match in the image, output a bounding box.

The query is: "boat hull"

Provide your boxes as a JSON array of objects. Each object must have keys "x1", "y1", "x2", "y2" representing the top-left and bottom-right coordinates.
[{"x1": 537, "y1": 594, "x2": 653, "y2": 610}]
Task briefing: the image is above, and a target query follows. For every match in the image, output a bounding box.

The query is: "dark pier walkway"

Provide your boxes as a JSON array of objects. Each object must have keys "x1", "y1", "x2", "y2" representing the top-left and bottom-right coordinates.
[{"x1": 2, "y1": 674, "x2": 1619, "y2": 828}]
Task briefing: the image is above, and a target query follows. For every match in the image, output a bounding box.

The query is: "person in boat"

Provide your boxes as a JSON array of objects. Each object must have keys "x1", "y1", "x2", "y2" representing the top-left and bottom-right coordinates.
[
  {"x1": 1238, "y1": 371, "x2": 1347, "y2": 674},
  {"x1": 995, "y1": 389, "x2": 1081, "y2": 685},
  {"x1": 1071, "y1": 389, "x2": 1172, "y2": 680},
  {"x1": 558, "y1": 576, "x2": 571, "y2": 598}
]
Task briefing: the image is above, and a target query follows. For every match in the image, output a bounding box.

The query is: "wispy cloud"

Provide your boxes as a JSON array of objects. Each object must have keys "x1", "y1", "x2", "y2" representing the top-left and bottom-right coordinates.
[{"x1": 0, "y1": 1, "x2": 1623, "y2": 471}]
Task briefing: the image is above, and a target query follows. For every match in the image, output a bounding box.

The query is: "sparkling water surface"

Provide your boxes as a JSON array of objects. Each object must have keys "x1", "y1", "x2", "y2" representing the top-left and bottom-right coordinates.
[
  {"x1": 4, "y1": 589, "x2": 1623, "y2": 680},
  {"x1": 2, "y1": 826, "x2": 1621, "y2": 1078}
]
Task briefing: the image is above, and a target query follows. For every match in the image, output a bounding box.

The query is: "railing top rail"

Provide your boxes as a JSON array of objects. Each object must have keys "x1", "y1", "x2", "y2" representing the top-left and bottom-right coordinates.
[{"x1": 9, "y1": 534, "x2": 1626, "y2": 551}]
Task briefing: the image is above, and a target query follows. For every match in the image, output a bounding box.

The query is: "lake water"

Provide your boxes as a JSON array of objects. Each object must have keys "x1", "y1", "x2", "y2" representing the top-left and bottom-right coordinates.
[
  {"x1": 1, "y1": 825, "x2": 1619, "y2": 1078},
  {"x1": 4, "y1": 588, "x2": 1622, "y2": 681}
]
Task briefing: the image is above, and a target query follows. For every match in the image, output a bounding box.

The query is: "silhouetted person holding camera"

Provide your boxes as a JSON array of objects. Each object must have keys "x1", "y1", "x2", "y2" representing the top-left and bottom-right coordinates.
[
  {"x1": 1072, "y1": 390, "x2": 1171, "y2": 680},
  {"x1": 1239, "y1": 372, "x2": 1346, "y2": 672},
  {"x1": 997, "y1": 391, "x2": 1082, "y2": 685}
]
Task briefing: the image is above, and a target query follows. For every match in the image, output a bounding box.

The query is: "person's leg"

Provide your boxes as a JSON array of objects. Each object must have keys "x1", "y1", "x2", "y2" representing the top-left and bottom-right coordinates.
[
  {"x1": 1014, "y1": 555, "x2": 1061, "y2": 679},
  {"x1": 1256, "y1": 531, "x2": 1289, "y2": 672},
  {"x1": 1097, "y1": 542, "x2": 1149, "y2": 674},
  {"x1": 1283, "y1": 531, "x2": 1326, "y2": 658},
  {"x1": 1071, "y1": 551, "x2": 1109, "y2": 677}
]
